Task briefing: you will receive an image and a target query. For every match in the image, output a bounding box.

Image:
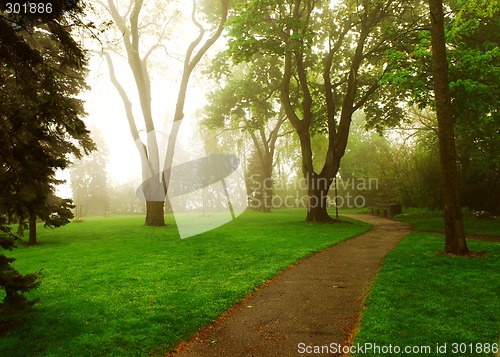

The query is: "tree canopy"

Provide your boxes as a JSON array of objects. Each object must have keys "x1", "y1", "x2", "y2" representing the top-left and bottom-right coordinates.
[
  {"x1": 204, "y1": 57, "x2": 287, "y2": 211},
  {"x1": 216, "y1": 0, "x2": 427, "y2": 221}
]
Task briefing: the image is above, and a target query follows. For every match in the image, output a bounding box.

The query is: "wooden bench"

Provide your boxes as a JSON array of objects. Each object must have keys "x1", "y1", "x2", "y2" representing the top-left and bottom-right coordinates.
[{"x1": 371, "y1": 202, "x2": 402, "y2": 218}]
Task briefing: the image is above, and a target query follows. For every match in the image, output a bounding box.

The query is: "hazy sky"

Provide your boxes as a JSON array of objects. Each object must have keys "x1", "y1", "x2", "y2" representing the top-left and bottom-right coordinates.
[{"x1": 57, "y1": 2, "x2": 217, "y2": 198}]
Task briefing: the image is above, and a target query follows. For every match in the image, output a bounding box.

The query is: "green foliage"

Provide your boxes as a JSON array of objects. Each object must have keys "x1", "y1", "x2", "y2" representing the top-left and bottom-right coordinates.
[
  {"x1": 450, "y1": 12, "x2": 500, "y2": 213},
  {"x1": 449, "y1": 12, "x2": 499, "y2": 125},
  {"x1": 454, "y1": 0, "x2": 500, "y2": 19},
  {"x1": 204, "y1": 59, "x2": 281, "y2": 132},
  {"x1": 0, "y1": 210, "x2": 369, "y2": 355},
  {"x1": 339, "y1": 114, "x2": 397, "y2": 204},
  {"x1": 203, "y1": 54, "x2": 288, "y2": 212},
  {"x1": 340, "y1": 113, "x2": 444, "y2": 209},
  {"x1": 219, "y1": 0, "x2": 430, "y2": 221},
  {"x1": 0, "y1": 253, "x2": 41, "y2": 318},
  {"x1": 226, "y1": 0, "x2": 287, "y2": 63},
  {"x1": 0, "y1": 223, "x2": 41, "y2": 317},
  {"x1": 0, "y1": 0, "x2": 93, "y2": 315},
  {"x1": 376, "y1": 1, "x2": 500, "y2": 214},
  {"x1": 377, "y1": 1, "x2": 499, "y2": 120},
  {"x1": 0, "y1": 2, "x2": 94, "y2": 232}
]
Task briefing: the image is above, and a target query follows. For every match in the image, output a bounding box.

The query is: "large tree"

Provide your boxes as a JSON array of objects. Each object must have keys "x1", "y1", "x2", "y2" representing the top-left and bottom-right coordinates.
[
  {"x1": 428, "y1": 0, "x2": 468, "y2": 254},
  {"x1": 223, "y1": 0, "x2": 423, "y2": 222},
  {"x1": 0, "y1": 2, "x2": 94, "y2": 244},
  {"x1": 381, "y1": 0, "x2": 498, "y2": 253},
  {"x1": 0, "y1": 0, "x2": 93, "y2": 311},
  {"x1": 96, "y1": 0, "x2": 229, "y2": 226}
]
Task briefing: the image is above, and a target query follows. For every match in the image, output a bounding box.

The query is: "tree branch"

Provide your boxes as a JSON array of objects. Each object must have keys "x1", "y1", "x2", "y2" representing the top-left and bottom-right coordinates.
[
  {"x1": 129, "y1": 0, "x2": 143, "y2": 52},
  {"x1": 163, "y1": 0, "x2": 230, "y2": 192},
  {"x1": 102, "y1": 51, "x2": 153, "y2": 179},
  {"x1": 281, "y1": 46, "x2": 302, "y2": 131},
  {"x1": 143, "y1": 43, "x2": 168, "y2": 65}
]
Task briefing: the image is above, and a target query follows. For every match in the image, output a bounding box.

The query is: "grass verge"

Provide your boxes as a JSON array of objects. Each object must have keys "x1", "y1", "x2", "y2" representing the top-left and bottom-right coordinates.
[
  {"x1": 395, "y1": 216, "x2": 500, "y2": 236},
  {"x1": 0, "y1": 209, "x2": 369, "y2": 356},
  {"x1": 354, "y1": 220, "x2": 500, "y2": 356}
]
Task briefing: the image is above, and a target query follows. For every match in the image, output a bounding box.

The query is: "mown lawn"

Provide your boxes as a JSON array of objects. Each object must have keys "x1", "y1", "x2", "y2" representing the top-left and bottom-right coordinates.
[
  {"x1": 354, "y1": 217, "x2": 500, "y2": 356},
  {"x1": 0, "y1": 209, "x2": 369, "y2": 356},
  {"x1": 396, "y1": 215, "x2": 500, "y2": 236}
]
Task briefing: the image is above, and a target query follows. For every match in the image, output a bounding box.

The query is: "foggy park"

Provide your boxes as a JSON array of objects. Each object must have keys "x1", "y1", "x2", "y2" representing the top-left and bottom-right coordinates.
[{"x1": 1, "y1": 0, "x2": 498, "y2": 356}]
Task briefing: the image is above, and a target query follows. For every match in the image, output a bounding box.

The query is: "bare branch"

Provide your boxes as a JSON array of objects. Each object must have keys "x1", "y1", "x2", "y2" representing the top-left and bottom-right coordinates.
[
  {"x1": 164, "y1": 0, "x2": 230, "y2": 191},
  {"x1": 277, "y1": 130, "x2": 295, "y2": 138},
  {"x1": 101, "y1": 51, "x2": 139, "y2": 143},
  {"x1": 352, "y1": 80, "x2": 380, "y2": 112},
  {"x1": 183, "y1": 0, "x2": 206, "y2": 74},
  {"x1": 215, "y1": 126, "x2": 247, "y2": 137},
  {"x1": 143, "y1": 43, "x2": 168, "y2": 65},
  {"x1": 185, "y1": 0, "x2": 229, "y2": 76},
  {"x1": 105, "y1": 0, "x2": 128, "y2": 39}
]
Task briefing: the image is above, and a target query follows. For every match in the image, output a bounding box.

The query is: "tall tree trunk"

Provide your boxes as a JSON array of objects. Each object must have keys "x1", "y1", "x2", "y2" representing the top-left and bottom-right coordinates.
[
  {"x1": 260, "y1": 156, "x2": 273, "y2": 212},
  {"x1": 306, "y1": 205, "x2": 333, "y2": 222},
  {"x1": 28, "y1": 213, "x2": 37, "y2": 246},
  {"x1": 145, "y1": 201, "x2": 165, "y2": 226},
  {"x1": 296, "y1": 130, "x2": 334, "y2": 223},
  {"x1": 429, "y1": 0, "x2": 469, "y2": 255},
  {"x1": 249, "y1": 126, "x2": 282, "y2": 213},
  {"x1": 306, "y1": 174, "x2": 334, "y2": 222}
]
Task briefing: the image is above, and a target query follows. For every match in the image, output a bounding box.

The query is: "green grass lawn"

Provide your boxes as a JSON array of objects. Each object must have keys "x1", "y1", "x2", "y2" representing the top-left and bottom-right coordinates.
[
  {"x1": 396, "y1": 216, "x2": 500, "y2": 236},
  {"x1": 354, "y1": 218, "x2": 500, "y2": 356},
  {"x1": 0, "y1": 209, "x2": 369, "y2": 356}
]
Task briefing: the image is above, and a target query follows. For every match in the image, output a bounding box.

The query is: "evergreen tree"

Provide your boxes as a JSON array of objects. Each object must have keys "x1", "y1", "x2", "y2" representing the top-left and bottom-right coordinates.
[
  {"x1": 0, "y1": 227, "x2": 40, "y2": 315},
  {"x1": 0, "y1": 0, "x2": 94, "y2": 313}
]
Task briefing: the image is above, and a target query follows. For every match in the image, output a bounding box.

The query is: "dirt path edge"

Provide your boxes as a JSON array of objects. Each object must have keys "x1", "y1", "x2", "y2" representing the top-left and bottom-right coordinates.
[{"x1": 171, "y1": 214, "x2": 412, "y2": 357}]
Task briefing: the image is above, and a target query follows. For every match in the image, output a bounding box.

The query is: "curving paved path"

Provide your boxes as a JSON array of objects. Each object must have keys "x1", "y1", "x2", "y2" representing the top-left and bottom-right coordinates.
[{"x1": 171, "y1": 214, "x2": 412, "y2": 357}]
